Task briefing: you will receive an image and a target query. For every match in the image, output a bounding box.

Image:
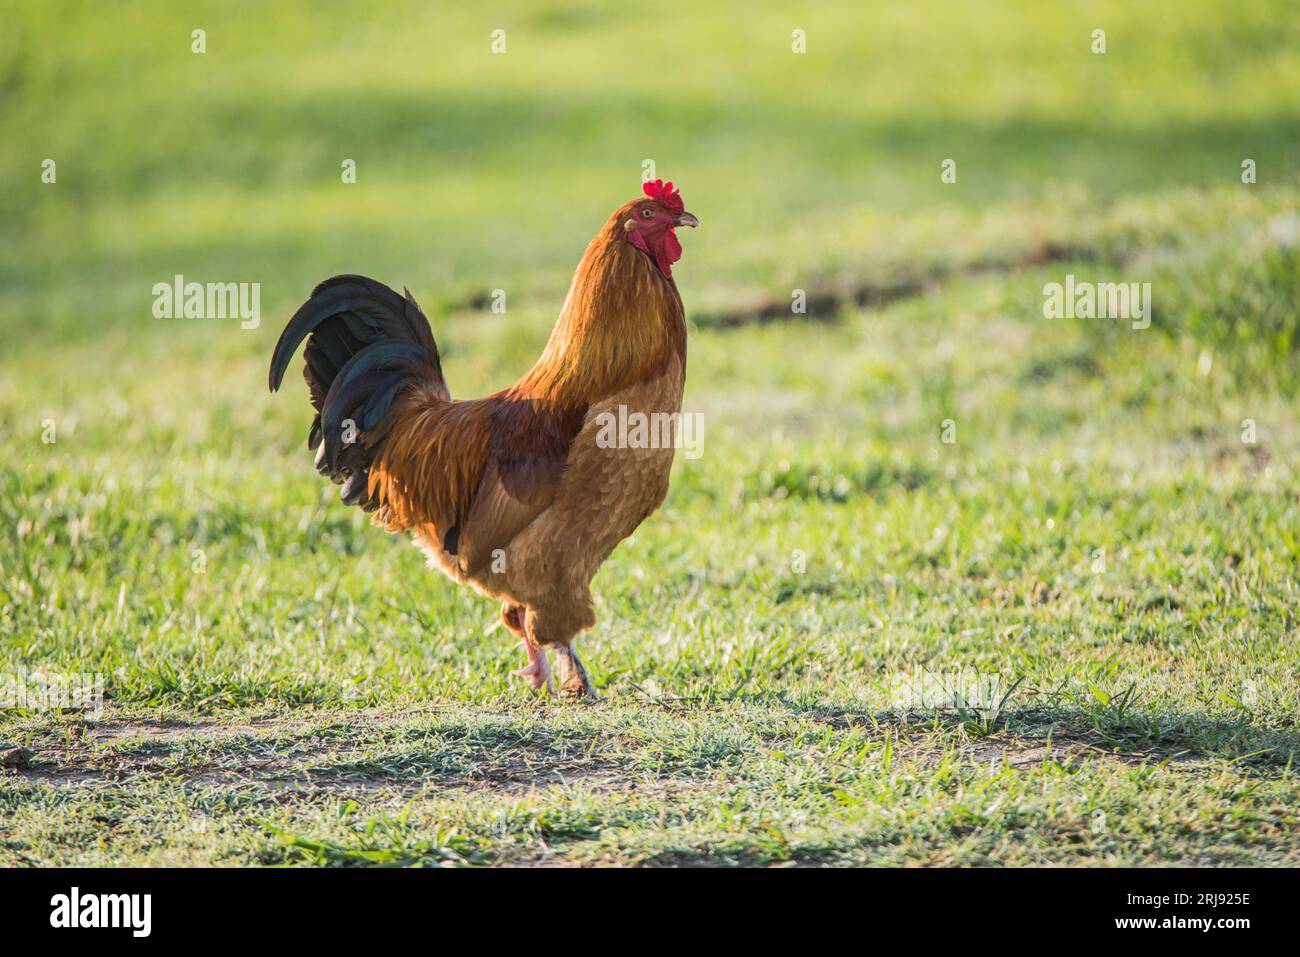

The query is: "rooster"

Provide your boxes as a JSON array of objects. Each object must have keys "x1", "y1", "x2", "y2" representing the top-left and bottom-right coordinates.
[{"x1": 268, "y1": 180, "x2": 698, "y2": 698}]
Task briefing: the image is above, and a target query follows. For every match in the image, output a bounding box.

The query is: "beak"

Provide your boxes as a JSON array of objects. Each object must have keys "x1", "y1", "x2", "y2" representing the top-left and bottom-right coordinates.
[{"x1": 676, "y1": 210, "x2": 700, "y2": 228}]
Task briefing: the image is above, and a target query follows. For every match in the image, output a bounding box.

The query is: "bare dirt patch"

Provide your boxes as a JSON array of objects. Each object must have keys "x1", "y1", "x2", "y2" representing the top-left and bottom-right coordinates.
[
  {"x1": 692, "y1": 241, "x2": 1103, "y2": 330},
  {"x1": 6, "y1": 708, "x2": 647, "y2": 799},
  {"x1": 805, "y1": 710, "x2": 1209, "y2": 770},
  {"x1": 959, "y1": 739, "x2": 1202, "y2": 769}
]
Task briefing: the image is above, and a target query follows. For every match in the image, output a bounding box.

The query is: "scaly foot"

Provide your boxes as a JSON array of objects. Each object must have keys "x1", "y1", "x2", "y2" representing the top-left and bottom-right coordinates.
[{"x1": 554, "y1": 642, "x2": 598, "y2": 700}]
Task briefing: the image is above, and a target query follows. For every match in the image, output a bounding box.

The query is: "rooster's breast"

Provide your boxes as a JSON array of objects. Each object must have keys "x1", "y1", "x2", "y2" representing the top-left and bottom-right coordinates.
[{"x1": 502, "y1": 356, "x2": 686, "y2": 593}]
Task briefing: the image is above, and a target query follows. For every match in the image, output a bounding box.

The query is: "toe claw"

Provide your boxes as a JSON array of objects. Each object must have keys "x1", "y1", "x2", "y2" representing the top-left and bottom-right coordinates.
[{"x1": 562, "y1": 681, "x2": 599, "y2": 701}]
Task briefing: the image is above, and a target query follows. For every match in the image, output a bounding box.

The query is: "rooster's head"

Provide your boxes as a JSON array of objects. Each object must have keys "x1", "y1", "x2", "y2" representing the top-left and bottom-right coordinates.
[{"x1": 621, "y1": 179, "x2": 699, "y2": 279}]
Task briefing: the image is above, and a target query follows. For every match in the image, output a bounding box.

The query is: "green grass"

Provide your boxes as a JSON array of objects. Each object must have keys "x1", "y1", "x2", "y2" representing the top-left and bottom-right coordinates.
[{"x1": 2, "y1": 0, "x2": 1299, "y2": 866}]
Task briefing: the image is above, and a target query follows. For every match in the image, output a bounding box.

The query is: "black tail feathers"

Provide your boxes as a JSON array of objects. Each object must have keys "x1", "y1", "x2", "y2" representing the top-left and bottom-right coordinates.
[{"x1": 268, "y1": 275, "x2": 448, "y2": 510}]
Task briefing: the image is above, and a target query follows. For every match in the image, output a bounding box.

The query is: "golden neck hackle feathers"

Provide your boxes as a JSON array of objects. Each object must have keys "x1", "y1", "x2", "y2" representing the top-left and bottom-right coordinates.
[{"x1": 511, "y1": 201, "x2": 686, "y2": 407}]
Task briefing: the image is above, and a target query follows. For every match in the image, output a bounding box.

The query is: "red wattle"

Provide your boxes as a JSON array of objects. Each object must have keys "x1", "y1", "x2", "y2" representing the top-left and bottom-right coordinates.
[{"x1": 652, "y1": 229, "x2": 682, "y2": 278}]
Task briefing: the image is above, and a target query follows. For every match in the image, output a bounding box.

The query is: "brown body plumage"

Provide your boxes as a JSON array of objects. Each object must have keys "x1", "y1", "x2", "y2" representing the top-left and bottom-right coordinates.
[{"x1": 268, "y1": 184, "x2": 697, "y2": 696}]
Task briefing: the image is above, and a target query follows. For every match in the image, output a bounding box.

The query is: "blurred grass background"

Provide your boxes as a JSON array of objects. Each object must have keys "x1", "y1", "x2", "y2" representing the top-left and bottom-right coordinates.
[
  {"x1": 4, "y1": 0, "x2": 1299, "y2": 332},
  {"x1": 2, "y1": 0, "x2": 1300, "y2": 864}
]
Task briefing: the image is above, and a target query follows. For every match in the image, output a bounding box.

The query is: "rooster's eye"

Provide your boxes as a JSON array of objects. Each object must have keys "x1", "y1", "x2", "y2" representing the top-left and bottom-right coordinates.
[{"x1": 641, "y1": 208, "x2": 655, "y2": 218}]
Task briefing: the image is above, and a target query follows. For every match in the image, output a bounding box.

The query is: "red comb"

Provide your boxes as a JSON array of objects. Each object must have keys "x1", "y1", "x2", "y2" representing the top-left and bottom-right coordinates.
[{"x1": 643, "y1": 178, "x2": 684, "y2": 212}]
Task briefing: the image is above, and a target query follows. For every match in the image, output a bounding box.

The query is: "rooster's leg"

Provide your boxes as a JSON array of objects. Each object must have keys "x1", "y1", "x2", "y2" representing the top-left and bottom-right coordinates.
[
  {"x1": 503, "y1": 604, "x2": 554, "y2": 694},
  {"x1": 514, "y1": 640, "x2": 554, "y2": 695},
  {"x1": 554, "y1": 642, "x2": 598, "y2": 699}
]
